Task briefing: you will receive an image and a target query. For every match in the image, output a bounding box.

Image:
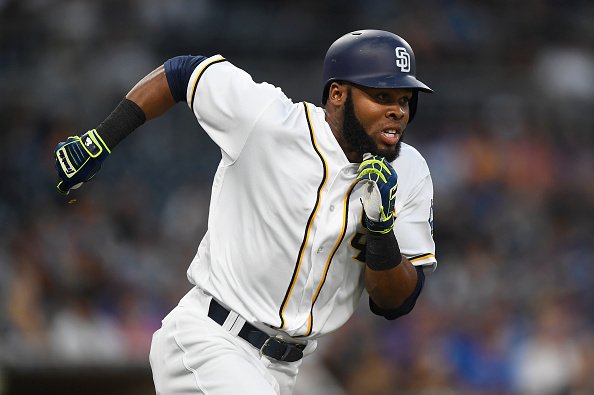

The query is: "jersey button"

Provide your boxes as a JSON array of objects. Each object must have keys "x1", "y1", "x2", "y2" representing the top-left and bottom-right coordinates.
[
  {"x1": 317, "y1": 247, "x2": 324, "y2": 254},
  {"x1": 329, "y1": 205, "x2": 335, "y2": 212}
]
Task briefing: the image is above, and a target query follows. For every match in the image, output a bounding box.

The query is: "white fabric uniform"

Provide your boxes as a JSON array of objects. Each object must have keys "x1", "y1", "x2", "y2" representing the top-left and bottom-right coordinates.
[{"x1": 150, "y1": 55, "x2": 437, "y2": 395}]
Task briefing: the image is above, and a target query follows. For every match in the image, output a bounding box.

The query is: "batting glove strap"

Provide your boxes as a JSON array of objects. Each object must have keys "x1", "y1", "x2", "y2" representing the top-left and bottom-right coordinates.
[
  {"x1": 364, "y1": 214, "x2": 395, "y2": 234},
  {"x1": 55, "y1": 129, "x2": 110, "y2": 195}
]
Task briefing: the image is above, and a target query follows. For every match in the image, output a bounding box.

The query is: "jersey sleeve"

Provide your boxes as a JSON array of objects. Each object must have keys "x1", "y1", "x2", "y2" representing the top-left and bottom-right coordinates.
[
  {"x1": 184, "y1": 55, "x2": 284, "y2": 163},
  {"x1": 164, "y1": 55, "x2": 207, "y2": 103},
  {"x1": 394, "y1": 168, "x2": 437, "y2": 271}
]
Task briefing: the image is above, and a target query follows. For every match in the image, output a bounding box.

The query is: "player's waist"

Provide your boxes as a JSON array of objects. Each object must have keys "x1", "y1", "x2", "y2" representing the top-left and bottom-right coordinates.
[
  {"x1": 179, "y1": 286, "x2": 316, "y2": 361},
  {"x1": 208, "y1": 297, "x2": 308, "y2": 362}
]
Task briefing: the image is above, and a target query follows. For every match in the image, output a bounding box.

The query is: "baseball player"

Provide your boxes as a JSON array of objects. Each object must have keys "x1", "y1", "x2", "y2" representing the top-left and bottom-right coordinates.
[{"x1": 54, "y1": 30, "x2": 436, "y2": 394}]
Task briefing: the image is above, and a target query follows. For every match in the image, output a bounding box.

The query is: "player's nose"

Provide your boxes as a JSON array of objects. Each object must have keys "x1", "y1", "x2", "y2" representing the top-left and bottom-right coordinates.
[{"x1": 385, "y1": 104, "x2": 406, "y2": 120}]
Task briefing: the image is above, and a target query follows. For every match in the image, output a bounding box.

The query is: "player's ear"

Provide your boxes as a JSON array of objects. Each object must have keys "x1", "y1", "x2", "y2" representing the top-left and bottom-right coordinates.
[{"x1": 328, "y1": 82, "x2": 348, "y2": 105}]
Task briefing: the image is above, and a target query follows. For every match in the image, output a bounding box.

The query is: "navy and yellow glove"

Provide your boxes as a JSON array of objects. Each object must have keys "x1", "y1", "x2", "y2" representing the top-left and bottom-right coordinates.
[
  {"x1": 54, "y1": 129, "x2": 110, "y2": 195},
  {"x1": 357, "y1": 154, "x2": 398, "y2": 234}
]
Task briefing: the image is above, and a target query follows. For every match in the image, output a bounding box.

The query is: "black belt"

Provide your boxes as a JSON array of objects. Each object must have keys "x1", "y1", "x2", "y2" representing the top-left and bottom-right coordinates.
[{"x1": 207, "y1": 298, "x2": 305, "y2": 362}]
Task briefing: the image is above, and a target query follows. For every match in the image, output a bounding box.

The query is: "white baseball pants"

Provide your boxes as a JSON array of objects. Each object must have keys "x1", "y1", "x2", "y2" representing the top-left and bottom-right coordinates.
[{"x1": 149, "y1": 287, "x2": 304, "y2": 394}]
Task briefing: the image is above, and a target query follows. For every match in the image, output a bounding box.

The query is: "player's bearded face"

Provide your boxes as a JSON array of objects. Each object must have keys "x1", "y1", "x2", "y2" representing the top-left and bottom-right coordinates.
[{"x1": 342, "y1": 90, "x2": 402, "y2": 162}]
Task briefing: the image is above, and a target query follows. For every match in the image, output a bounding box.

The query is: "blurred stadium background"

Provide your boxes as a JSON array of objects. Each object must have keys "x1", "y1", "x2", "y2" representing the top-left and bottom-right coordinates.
[{"x1": 1, "y1": 0, "x2": 594, "y2": 394}]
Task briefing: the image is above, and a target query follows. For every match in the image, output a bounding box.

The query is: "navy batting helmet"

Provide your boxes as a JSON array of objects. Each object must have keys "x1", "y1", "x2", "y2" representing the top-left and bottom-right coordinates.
[{"x1": 322, "y1": 30, "x2": 432, "y2": 122}]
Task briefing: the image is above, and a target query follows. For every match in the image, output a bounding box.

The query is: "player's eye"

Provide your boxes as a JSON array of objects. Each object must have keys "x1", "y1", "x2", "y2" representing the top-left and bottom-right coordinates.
[
  {"x1": 399, "y1": 96, "x2": 410, "y2": 107},
  {"x1": 375, "y1": 93, "x2": 391, "y2": 103}
]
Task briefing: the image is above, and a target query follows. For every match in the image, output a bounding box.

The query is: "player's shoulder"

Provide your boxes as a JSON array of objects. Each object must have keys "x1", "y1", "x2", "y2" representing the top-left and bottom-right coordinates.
[{"x1": 197, "y1": 55, "x2": 295, "y2": 103}]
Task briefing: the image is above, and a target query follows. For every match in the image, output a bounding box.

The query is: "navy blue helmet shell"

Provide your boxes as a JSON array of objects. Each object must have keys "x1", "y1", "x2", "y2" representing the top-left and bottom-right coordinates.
[{"x1": 322, "y1": 30, "x2": 433, "y2": 122}]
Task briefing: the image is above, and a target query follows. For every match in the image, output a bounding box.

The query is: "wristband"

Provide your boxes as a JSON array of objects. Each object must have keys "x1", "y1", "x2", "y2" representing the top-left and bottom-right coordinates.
[
  {"x1": 365, "y1": 229, "x2": 402, "y2": 271},
  {"x1": 96, "y1": 98, "x2": 146, "y2": 149}
]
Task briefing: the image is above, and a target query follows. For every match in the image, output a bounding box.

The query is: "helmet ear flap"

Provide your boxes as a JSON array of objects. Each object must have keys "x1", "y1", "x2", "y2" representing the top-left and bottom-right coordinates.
[{"x1": 408, "y1": 91, "x2": 419, "y2": 124}]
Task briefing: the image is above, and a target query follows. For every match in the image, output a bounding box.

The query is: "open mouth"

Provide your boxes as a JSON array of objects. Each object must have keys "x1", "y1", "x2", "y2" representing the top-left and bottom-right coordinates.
[{"x1": 380, "y1": 129, "x2": 401, "y2": 145}]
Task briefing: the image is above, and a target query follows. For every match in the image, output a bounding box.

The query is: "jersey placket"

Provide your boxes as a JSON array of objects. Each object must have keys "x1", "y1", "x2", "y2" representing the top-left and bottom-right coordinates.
[{"x1": 295, "y1": 164, "x2": 360, "y2": 336}]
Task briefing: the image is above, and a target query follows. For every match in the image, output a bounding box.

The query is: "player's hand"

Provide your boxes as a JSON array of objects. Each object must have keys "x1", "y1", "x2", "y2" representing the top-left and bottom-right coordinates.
[
  {"x1": 54, "y1": 129, "x2": 110, "y2": 195},
  {"x1": 357, "y1": 154, "x2": 398, "y2": 234}
]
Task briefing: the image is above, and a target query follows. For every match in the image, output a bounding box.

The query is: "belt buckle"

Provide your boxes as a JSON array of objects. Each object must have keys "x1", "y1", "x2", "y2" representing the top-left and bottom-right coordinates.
[
  {"x1": 259, "y1": 335, "x2": 281, "y2": 359},
  {"x1": 259, "y1": 335, "x2": 304, "y2": 362}
]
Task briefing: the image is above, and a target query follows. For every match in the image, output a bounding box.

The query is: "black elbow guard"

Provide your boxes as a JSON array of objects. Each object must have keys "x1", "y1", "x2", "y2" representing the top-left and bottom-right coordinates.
[{"x1": 369, "y1": 266, "x2": 426, "y2": 320}]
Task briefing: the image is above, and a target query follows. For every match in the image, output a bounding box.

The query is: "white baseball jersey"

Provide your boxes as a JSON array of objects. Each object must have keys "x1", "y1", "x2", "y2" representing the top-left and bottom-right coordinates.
[{"x1": 183, "y1": 55, "x2": 436, "y2": 339}]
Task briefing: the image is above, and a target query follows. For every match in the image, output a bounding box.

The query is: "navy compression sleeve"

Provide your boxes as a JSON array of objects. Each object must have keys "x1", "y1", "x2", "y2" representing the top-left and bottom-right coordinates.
[{"x1": 164, "y1": 55, "x2": 207, "y2": 103}]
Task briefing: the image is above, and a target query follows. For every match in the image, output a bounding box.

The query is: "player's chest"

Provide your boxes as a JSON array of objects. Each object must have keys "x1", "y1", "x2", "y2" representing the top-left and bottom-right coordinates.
[{"x1": 256, "y1": 148, "x2": 367, "y2": 250}]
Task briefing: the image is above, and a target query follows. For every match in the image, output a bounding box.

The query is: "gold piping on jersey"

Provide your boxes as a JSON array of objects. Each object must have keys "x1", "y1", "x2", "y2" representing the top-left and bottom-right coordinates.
[
  {"x1": 305, "y1": 179, "x2": 359, "y2": 336},
  {"x1": 409, "y1": 253, "x2": 435, "y2": 263},
  {"x1": 189, "y1": 56, "x2": 227, "y2": 109},
  {"x1": 278, "y1": 102, "x2": 328, "y2": 330}
]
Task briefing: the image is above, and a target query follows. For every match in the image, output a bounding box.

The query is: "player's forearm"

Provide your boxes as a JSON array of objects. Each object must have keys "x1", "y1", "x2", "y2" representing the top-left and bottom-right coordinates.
[
  {"x1": 53, "y1": 56, "x2": 203, "y2": 194},
  {"x1": 93, "y1": 65, "x2": 175, "y2": 150},
  {"x1": 364, "y1": 256, "x2": 418, "y2": 309},
  {"x1": 126, "y1": 65, "x2": 176, "y2": 120}
]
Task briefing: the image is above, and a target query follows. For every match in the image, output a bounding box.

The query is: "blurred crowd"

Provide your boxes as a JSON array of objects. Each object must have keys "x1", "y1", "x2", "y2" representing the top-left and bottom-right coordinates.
[{"x1": 1, "y1": 0, "x2": 593, "y2": 394}]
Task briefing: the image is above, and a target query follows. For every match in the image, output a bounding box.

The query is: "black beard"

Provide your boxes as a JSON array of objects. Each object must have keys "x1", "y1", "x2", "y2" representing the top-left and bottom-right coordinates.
[{"x1": 342, "y1": 91, "x2": 402, "y2": 162}]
